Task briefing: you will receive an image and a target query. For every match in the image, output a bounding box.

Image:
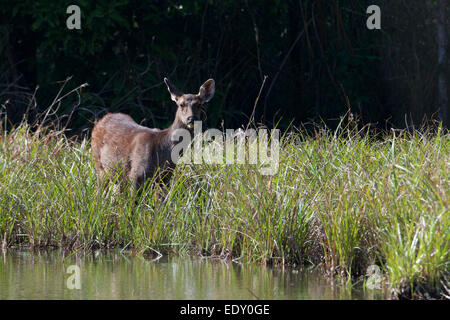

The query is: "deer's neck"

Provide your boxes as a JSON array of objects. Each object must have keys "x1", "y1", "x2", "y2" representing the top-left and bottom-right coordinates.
[
  {"x1": 168, "y1": 116, "x2": 186, "y2": 132},
  {"x1": 157, "y1": 118, "x2": 191, "y2": 166},
  {"x1": 164, "y1": 117, "x2": 193, "y2": 147}
]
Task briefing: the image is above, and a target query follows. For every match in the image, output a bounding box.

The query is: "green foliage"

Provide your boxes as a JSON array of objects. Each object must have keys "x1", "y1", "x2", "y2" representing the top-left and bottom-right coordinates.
[{"x1": 0, "y1": 118, "x2": 448, "y2": 298}]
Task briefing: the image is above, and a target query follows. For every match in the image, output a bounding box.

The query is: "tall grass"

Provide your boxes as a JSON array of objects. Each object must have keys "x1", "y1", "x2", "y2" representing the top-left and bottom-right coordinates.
[{"x1": 0, "y1": 119, "x2": 448, "y2": 299}]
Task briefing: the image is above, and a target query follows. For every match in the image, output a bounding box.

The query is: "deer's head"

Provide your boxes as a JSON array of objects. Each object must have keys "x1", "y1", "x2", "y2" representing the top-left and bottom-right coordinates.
[{"x1": 164, "y1": 78, "x2": 215, "y2": 130}]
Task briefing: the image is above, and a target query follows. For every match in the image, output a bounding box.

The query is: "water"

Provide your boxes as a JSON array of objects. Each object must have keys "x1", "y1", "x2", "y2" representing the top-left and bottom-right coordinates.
[{"x1": 0, "y1": 250, "x2": 387, "y2": 299}]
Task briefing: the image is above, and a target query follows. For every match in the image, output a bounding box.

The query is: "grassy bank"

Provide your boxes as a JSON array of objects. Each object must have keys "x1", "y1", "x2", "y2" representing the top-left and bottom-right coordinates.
[{"x1": 0, "y1": 120, "x2": 448, "y2": 299}]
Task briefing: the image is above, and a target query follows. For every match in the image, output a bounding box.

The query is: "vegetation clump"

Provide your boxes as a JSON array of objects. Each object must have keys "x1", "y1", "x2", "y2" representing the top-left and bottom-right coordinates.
[{"x1": 0, "y1": 118, "x2": 448, "y2": 299}]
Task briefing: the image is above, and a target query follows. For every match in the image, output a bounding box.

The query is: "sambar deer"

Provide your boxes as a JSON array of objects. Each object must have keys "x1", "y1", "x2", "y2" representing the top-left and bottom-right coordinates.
[{"x1": 91, "y1": 78, "x2": 215, "y2": 189}]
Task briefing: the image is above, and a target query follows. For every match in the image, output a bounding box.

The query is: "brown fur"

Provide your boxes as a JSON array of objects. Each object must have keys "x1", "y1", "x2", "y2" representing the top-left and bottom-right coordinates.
[{"x1": 91, "y1": 78, "x2": 215, "y2": 189}]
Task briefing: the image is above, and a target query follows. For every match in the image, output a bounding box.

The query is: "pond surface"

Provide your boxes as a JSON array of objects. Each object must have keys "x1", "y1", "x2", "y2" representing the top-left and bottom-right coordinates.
[{"x1": 0, "y1": 250, "x2": 387, "y2": 299}]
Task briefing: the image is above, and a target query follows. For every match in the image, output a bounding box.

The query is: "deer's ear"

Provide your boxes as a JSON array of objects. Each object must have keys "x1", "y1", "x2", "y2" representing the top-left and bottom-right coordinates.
[
  {"x1": 164, "y1": 78, "x2": 182, "y2": 102},
  {"x1": 198, "y1": 79, "x2": 215, "y2": 103}
]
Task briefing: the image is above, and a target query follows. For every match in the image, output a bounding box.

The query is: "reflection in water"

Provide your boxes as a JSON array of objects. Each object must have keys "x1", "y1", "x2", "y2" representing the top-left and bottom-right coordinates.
[{"x1": 0, "y1": 250, "x2": 387, "y2": 299}]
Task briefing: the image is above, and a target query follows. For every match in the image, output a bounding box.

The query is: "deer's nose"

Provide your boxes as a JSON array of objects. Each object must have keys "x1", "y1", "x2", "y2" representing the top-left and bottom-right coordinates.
[{"x1": 187, "y1": 116, "x2": 197, "y2": 124}]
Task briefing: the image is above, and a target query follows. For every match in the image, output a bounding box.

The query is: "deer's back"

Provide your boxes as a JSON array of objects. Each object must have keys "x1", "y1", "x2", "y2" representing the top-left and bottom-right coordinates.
[{"x1": 91, "y1": 113, "x2": 169, "y2": 184}]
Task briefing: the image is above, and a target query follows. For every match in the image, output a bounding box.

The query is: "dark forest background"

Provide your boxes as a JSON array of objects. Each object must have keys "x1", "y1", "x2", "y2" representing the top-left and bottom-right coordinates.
[{"x1": 0, "y1": 0, "x2": 448, "y2": 136}]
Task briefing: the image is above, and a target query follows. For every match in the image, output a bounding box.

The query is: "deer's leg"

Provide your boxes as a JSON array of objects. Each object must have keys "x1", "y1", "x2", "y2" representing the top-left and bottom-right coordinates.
[
  {"x1": 128, "y1": 165, "x2": 145, "y2": 192},
  {"x1": 96, "y1": 165, "x2": 106, "y2": 185}
]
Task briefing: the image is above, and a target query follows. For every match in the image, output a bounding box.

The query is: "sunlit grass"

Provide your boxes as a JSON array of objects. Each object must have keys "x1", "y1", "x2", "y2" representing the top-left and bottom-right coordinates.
[{"x1": 0, "y1": 120, "x2": 448, "y2": 299}]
